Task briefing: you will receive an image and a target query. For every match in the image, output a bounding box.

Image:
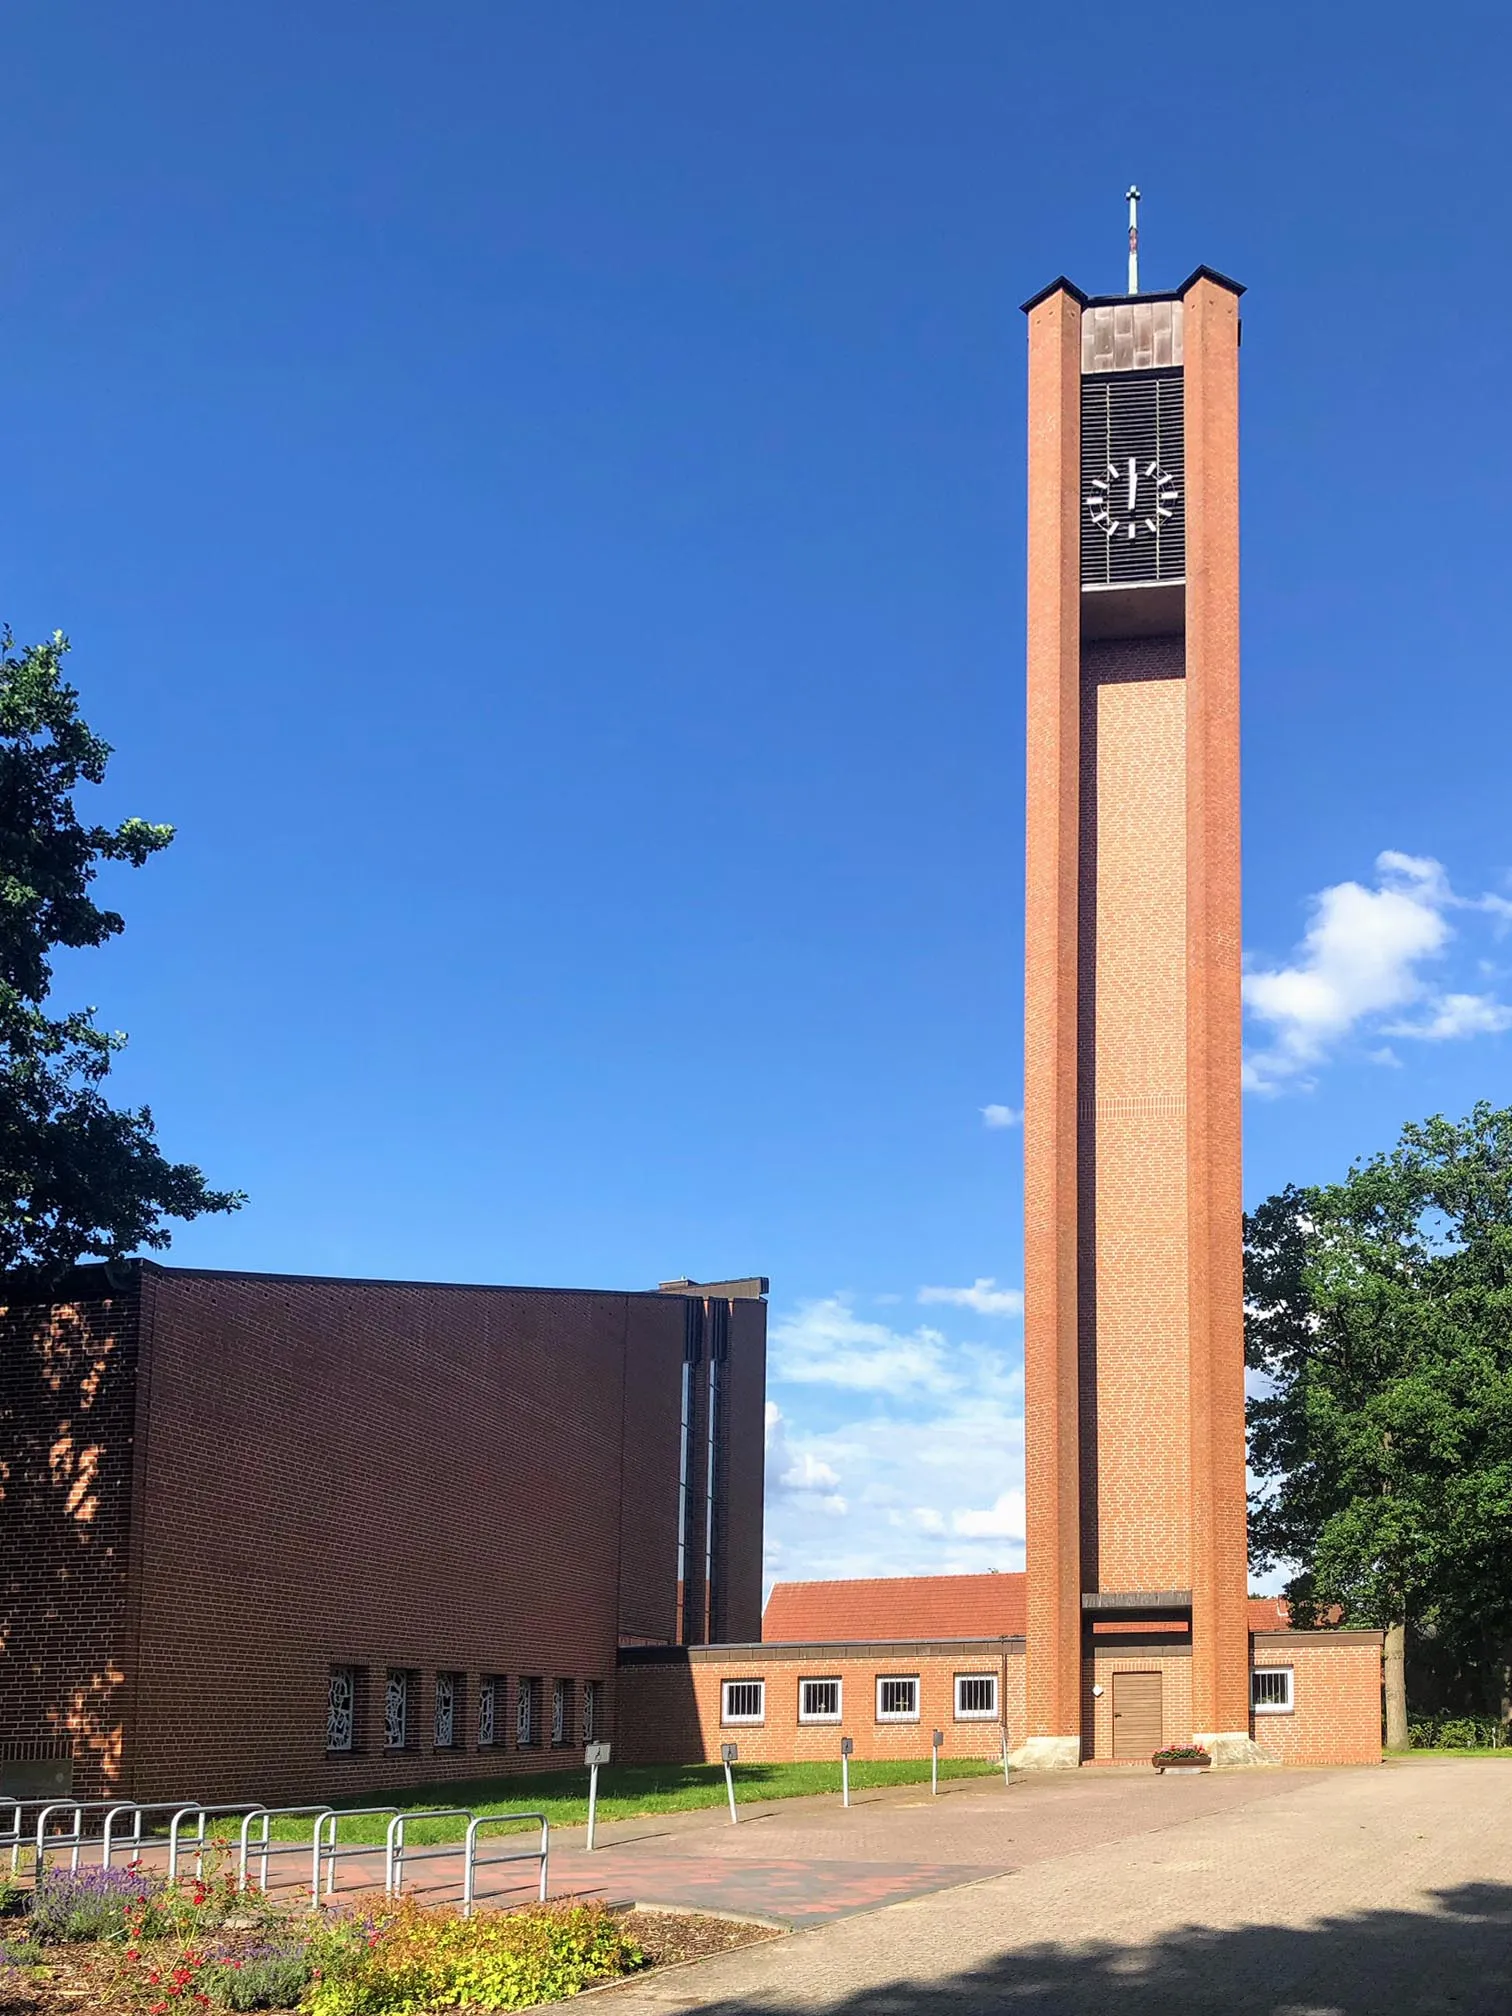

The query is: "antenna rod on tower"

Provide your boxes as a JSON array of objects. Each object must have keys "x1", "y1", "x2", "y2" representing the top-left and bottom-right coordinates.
[{"x1": 1126, "y1": 185, "x2": 1140, "y2": 295}]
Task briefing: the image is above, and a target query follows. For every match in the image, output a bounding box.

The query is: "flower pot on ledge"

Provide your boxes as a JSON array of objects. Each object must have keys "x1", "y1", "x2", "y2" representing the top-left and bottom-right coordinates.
[{"x1": 1153, "y1": 1746, "x2": 1212, "y2": 1774}]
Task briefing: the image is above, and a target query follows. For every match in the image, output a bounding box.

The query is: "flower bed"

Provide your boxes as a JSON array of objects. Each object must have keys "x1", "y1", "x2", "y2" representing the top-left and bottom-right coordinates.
[
  {"x1": 1151, "y1": 1745, "x2": 1212, "y2": 1772},
  {"x1": 0, "y1": 1847, "x2": 773, "y2": 2013}
]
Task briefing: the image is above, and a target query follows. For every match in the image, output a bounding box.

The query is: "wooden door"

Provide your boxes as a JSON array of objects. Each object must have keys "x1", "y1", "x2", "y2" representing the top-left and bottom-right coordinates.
[{"x1": 1111, "y1": 1670, "x2": 1163, "y2": 1760}]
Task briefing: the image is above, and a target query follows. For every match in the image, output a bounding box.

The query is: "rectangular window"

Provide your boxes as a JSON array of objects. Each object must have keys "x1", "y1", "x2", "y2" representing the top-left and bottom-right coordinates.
[
  {"x1": 799, "y1": 1678, "x2": 842, "y2": 1723},
  {"x1": 478, "y1": 1677, "x2": 499, "y2": 1749},
  {"x1": 955, "y1": 1674, "x2": 998, "y2": 1720},
  {"x1": 583, "y1": 1681, "x2": 597, "y2": 1744},
  {"x1": 876, "y1": 1676, "x2": 919, "y2": 1722},
  {"x1": 434, "y1": 1672, "x2": 462, "y2": 1749},
  {"x1": 721, "y1": 1679, "x2": 765, "y2": 1724},
  {"x1": 384, "y1": 1669, "x2": 410, "y2": 1751},
  {"x1": 326, "y1": 1667, "x2": 356, "y2": 1753},
  {"x1": 1252, "y1": 1666, "x2": 1294, "y2": 1714},
  {"x1": 552, "y1": 1679, "x2": 572, "y2": 1746},
  {"x1": 517, "y1": 1678, "x2": 538, "y2": 1749}
]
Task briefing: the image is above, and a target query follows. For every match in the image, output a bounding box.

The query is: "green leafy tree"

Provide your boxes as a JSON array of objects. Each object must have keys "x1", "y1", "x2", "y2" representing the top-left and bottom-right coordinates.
[
  {"x1": 1246, "y1": 1104, "x2": 1512, "y2": 1748},
  {"x1": 0, "y1": 629, "x2": 242, "y2": 1281}
]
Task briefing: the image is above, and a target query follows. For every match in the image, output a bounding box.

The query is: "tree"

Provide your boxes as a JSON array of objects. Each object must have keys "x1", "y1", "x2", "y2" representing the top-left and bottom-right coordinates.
[
  {"x1": 1246, "y1": 1104, "x2": 1512, "y2": 1748},
  {"x1": 0, "y1": 629, "x2": 242, "y2": 1281}
]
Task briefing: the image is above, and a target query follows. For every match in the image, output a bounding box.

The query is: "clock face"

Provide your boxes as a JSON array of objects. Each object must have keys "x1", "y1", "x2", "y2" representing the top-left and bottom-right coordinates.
[{"x1": 1086, "y1": 456, "x2": 1179, "y2": 544}]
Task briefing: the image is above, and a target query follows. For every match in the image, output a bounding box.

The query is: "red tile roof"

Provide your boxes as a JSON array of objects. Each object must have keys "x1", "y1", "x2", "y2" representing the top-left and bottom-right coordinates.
[
  {"x1": 763, "y1": 1573, "x2": 1026, "y2": 1642},
  {"x1": 763, "y1": 1574, "x2": 1295, "y2": 1642}
]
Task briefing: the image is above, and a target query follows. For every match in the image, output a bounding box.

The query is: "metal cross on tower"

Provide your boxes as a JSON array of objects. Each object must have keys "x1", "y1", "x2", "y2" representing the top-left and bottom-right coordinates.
[{"x1": 1126, "y1": 186, "x2": 1141, "y2": 295}]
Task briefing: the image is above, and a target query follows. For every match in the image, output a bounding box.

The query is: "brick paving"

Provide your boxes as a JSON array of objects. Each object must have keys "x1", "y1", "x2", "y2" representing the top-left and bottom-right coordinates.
[{"x1": 590, "y1": 1760, "x2": 1512, "y2": 2012}]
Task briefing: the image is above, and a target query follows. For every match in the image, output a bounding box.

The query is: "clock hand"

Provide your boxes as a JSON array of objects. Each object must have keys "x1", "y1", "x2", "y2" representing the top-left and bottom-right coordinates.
[{"x1": 1127, "y1": 457, "x2": 1137, "y2": 515}]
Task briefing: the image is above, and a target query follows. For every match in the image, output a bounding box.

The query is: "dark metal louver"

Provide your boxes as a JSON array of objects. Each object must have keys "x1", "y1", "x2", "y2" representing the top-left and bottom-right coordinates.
[{"x1": 1080, "y1": 368, "x2": 1185, "y2": 588}]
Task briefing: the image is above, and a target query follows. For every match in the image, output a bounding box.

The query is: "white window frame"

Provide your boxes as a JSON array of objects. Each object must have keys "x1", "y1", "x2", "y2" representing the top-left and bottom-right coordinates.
[
  {"x1": 583, "y1": 1680, "x2": 597, "y2": 1743},
  {"x1": 876, "y1": 1675, "x2": 920, "y2": 1723},
  {"x1": 798, "y1": 1677, "x2": 843, "y2": 1724},
  {"x1": 1252, "y1": 1665, "x2": 1294, "y2": 1714},
  {"x1": 721, "y1": 1678, "x2": 766, "y2": 1725},
  {"x1": 552, "y1": 1679, "x2": 569, "y2": 1746},
  {"x1": 478, "y1": 1677, "x2": 498, "y2": 1749},
  {"x1": 954, "y1": 1673, "x2": 998, "y2": 1720}
]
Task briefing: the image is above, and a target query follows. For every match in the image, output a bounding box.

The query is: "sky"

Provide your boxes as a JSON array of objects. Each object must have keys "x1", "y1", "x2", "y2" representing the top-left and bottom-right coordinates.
[{"x1": 4, "y1": 3, "x2": 1510, "y2": 1596}]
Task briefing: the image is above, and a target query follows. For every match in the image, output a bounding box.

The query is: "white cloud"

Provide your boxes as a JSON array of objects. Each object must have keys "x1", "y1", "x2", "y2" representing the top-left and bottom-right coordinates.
[
  {"x1": 1385, "y1": 992, "x2": 1512, "y2": 1042},
  {"x1": 770, "y1": 1297, "x2": 958, "y2": 1395},
  {"x1": 765, "y1": 1289, "x2": 1025, "y2": 1591},
  {"x1": 951, "y1": 1489, "x2": 1025, "y2": 1540},
  {"x1": 981, "y1": 1104, "x2": 1022, "y2": 1129},
  {"x1": 917, "y1": 1278, "x2": 1024, "y2": 1319},
  {"x1": 1244, "y1": 851, "x2": 1512, "y2": 1091},
  {"x1": 764, "y1": 1402, "x2": 846, "y2": 1516}
]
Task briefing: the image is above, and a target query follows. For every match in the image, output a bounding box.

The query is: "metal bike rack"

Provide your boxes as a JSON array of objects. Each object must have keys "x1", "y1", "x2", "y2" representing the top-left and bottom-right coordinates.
[
  {"x1": 384, "y1": 1809, "x2": 471, "y2": 1899},
  {"x1": 311, "y1": 1808, "x2": 402, "y2": 1900},
  {"x1": 2, "y1": 1799, "x2": 72, "y2": 1875},
  {"x1": 460, "y1": 1813, "x2": 549, "y2": 1917},
  {"x1": 101, "y1": 1801, "x2": 209, "y2": 1869},
  {"x1": 33, "y1": 1801, "x2": 139, "y2": 1873},
  {"x1": 167, "y1": 1805, "x2": 262, "y2": 1881},
  {"x1": 235, "y1": 1807, "x2": 333, "y2": 1893}
]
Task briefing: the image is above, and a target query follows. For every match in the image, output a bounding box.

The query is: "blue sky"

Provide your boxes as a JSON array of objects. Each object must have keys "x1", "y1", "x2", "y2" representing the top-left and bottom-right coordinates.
[{"x1": 5, "y1": 4, "x2": 1510, "y2": 1591}]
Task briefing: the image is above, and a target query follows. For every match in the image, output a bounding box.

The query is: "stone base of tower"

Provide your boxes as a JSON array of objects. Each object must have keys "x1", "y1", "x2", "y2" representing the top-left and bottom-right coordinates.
[
  {"x1": 1192, "y1": 1731, "x2": 1281, "y2": 1770},
  {"x1": 1008, "y1": 1735, "x2": 1083, "y2": 1771}
]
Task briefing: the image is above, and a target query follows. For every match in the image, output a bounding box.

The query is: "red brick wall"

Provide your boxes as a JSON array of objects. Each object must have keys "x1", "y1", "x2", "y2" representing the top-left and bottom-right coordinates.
[
  {"x1": 0, "y1": 1283, "x2": 142, "y2": 1798},
  {"x1": 1, "y1": 1265, "x2": 766, "y2": 1804},
  {"x1": 1083, "y1": 1646, "x2": 1194, "y2": 1760},
  {"x1": 617, "y1": 1642, "x2": 1023, "y2": 1766},
  {"x1": 1251, "y1": 1634, "x2": 1382, "y2": 1766}
]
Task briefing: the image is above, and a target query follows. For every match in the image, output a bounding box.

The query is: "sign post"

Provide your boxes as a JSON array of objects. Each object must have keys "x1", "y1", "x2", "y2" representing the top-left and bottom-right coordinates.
[
  {"x1": 720, "y1": 1743, "x2": 739, "y2": 1824},
  {"x1": 840, "y1": 1735, "x2": 853, "y2": 1808},
  {"x1": 584, "y1": 1742, "x2": 611, "y2": 1851},
  {"x1": 931, "y1": 1727, "x2": 943, "y2": 1797}
]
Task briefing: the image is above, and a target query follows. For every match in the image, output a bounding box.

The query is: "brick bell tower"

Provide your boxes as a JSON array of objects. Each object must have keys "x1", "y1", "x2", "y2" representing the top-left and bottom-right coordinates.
[{"x1": 1015, "y1": 198, "x2": 1259, "y2": 1767}]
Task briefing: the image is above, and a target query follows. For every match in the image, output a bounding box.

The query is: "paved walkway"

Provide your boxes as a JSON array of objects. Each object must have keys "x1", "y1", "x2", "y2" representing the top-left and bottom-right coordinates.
[{"x1": 592, "y1": 1759, "x2": 1512, "y2": 2013}]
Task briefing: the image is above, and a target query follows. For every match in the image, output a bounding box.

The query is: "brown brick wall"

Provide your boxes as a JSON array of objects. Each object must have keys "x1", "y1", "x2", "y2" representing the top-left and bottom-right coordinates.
[
  {"x1": 0, "y1": 1286, "x2": 142, "y2": 1798},
  {"x1": 617, "y1": 1642, "x2": 1025, "y2": 1767},
  {"x1": 1182, "y1": 275, "x2": 1251, "y2": 1734},
  {"x1": 1083, "y1": 648, "x2": 1190, "y2": 1593},
  {"x1": 1022, "y1": 282, "x2": 1087, "y2": 1742},
  {"x1": 1, "y1": 1266, "x2": 766, "y2": 1804},
  {"x1": 1252, "y1": 1635, "x2": 1382, "y2": 1766},
  {"x1": 1083, "y1": 1645, "x2": 1194, "y2": 1760}
]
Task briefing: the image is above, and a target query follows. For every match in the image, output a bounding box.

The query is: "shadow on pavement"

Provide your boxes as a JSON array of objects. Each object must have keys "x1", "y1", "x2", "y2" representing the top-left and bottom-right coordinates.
[{"x1": 675, "y1": 1880, "x2": 1512, "y2": 2014}]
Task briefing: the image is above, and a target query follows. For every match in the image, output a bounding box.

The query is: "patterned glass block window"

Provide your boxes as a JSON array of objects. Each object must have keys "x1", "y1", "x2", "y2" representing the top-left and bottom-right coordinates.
[
  {"x1": 551, "y1": 1680, "x2": 570, "y2": 1746},
  {"x1": 384, "y1": 1669, "x2": 409, "y2": 1751},
  {"x1": 478, "y1": 1678, "x2": 498, "y2": 1749},
  {"x1": 582, "y1": 1681, "x2": 597, "y2": 1744},
  {"x1": 517, "y1": 1679, "x2": 537, "y2": 1749},
  {"x1": 434, "y1": 1672, "x2": 461, "y2": 1749},
  {"x1": 326, "y1": 1667, "x2": 356, "y2": 1753}
]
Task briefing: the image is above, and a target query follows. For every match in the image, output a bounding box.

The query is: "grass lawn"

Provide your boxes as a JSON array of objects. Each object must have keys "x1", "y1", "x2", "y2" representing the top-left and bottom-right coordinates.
[
  {"x1": 245, "y1": 1756, "x2": 1002, "y2": 1844},
  {"x1": 1386, "y1": 1747, "x2": 1512, "y2": 1760}
]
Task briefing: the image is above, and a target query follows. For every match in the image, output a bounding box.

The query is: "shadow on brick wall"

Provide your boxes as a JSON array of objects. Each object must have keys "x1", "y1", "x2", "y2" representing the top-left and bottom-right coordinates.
[
  {"x1": 676, "y1": 1881, "x2": 1512, "y2": 2015},
  {"x1": 0, "y1": 1290, "x2": 138, "y2": 1798}
]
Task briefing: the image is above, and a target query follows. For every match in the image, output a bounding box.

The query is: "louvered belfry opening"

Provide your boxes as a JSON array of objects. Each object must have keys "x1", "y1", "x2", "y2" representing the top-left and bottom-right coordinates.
[{"x1": 1080, "y1": 367, "x2": 1185, "y2": 588}]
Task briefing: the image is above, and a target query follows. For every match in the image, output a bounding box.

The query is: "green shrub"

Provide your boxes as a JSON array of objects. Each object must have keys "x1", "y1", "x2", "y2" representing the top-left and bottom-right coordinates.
[
  {"x1": 306, "y1": 1899, "x2": 642, "y2": 2015},
  {"x1": 198, "y1": 1940, "x2": 313, "y2": 2010},
  {"x1": 29, "y1": 1866, "x2": 162, "y2": 1943}
]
